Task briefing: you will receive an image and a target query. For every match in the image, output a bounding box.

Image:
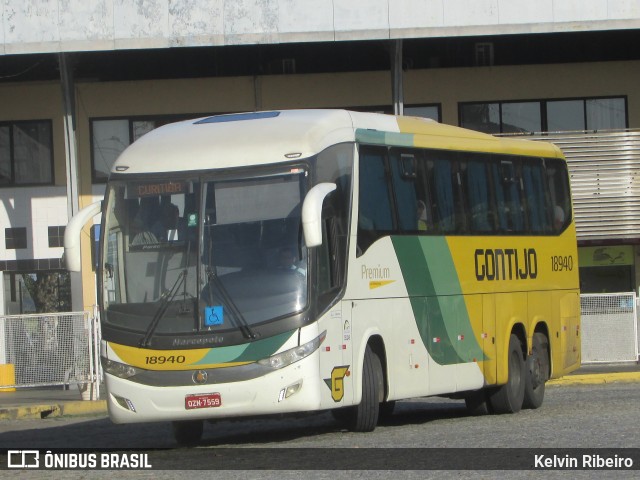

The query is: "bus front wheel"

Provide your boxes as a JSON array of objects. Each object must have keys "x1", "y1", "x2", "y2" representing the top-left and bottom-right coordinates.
[
  {"x1": 523, "y1": 332, "x2": 549, "y2": 409},
  {"x1": 489, "y1": 334, "x2": 525, "y2": 414},
  {"x1": 349, "y1": 345, "x2": 384, "y2": 432},
  {"x1": 172, "y1": 419, "x2": 204, "y2": 446}
]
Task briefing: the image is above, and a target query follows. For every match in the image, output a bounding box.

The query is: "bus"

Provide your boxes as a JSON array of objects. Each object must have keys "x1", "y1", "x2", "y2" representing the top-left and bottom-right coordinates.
[{"x1": 65, "y1": 110, "x2": 580, "y2": 444}]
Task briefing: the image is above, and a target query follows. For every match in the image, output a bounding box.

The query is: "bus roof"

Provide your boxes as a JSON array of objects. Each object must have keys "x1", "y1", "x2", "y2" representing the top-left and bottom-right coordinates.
[{"x1": 112, "y1": 109, "x2": 562, "y2": 175}]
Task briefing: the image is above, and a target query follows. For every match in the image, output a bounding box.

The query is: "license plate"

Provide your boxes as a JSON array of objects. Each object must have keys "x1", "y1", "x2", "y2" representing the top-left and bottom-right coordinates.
[{"x1": 185, "y1": 393, "x2": 222, "y2": 410}]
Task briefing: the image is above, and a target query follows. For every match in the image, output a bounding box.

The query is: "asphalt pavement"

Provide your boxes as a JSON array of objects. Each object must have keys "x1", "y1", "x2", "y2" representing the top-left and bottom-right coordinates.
[{"x1": 0, "y1": 362, "x2": 638, "y2": 420}]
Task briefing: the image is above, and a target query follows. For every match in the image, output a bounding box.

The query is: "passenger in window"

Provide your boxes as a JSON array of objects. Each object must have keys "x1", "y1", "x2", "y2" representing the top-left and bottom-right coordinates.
[{"x1": 417, "y1": 200, "x2": 429, "y2": 231}]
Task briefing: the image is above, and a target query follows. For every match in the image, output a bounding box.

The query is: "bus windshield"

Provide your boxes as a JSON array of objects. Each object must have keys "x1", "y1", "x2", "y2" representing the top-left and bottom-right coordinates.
[{"x1": 102, "y1": 169, "x2": 309, "y2": 343}]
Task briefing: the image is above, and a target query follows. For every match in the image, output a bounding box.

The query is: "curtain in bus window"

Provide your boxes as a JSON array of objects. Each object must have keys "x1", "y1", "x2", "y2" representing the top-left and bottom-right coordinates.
[
  {"x1": 522, "y1": 162, "x2": 547, "y2": 233},
  {"x1": 433, "y1": 159, "x2": 455, "y2": 232},
  {"x1": 502, "y1": 162, "x2": 524, "y2": 232},
  {"x1": 358, "y1": 152, "x2": 393, "y2": 232},
  {"x1": 466, "y1": 160, "x2": 491, "y2": 232},
  {"x1": 390, "y1": 154, "x2": 418, "y2": 231},
  {"x1": 546, "y1": 160, "x2": 571, "y2": 232},
  {"x1": 491, "y1": 163, "x2": 508, "y2": 231}
]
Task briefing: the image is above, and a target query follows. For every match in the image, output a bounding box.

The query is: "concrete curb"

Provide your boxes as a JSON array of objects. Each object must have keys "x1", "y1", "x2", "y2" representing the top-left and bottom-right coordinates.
[
  {"x1": 548, "y1": 371, "x2": 640, "y2": 386},
  {"x1": 0, "y1": 400, "x2": 107, "y2": 420}
]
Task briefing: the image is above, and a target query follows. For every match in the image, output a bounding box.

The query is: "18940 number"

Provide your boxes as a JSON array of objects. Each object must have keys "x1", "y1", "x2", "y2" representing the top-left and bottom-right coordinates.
[
  {"x1": 145, "y1": 355, "x2": 186, "y2": 365},
  {"x1": 551, "y1": 255, "x2": 573, "y2": 272}
]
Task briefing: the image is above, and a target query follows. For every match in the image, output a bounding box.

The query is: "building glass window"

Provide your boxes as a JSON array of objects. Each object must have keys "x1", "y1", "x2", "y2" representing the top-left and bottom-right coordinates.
[
  {"x1": 547, "y1": 100, "x2": 584, "y2": 131},
  {"x1": 578, "y1": 246, "x2": 634, "y2": 294},
  {"x1": 461, "y1": 97, "x2": 627, "y2": 133},
  {"x1": 5, "y1": 227, "x2": 27, "y2": 250},
  {"x1": 586, "y1": 98, "x2": 626, "y2": 130},
  {"x1": 501, "y1": 102, "x2": 542, "y2": 133},
  {"x1": 91, "y1": 115, "x2": 197, "y2": 183},
  {"x1": 91, "y1": 119, "x2": 129, "y2": 182},
  {"x1": 48, "y1": 226, "x2": 65, "y2": 248},
  {"x1": 0, "y1": 121, "x2": 53, "y2": 186},
  {"x1": 404, "y1": 105, "x2": 441, "y2": 122},
  {"x1": 459, "y1": 103, "x2": 500, "y2": 133},
  {"x1": 2, "y1": 271, "x2": 71, "y2": 314},
  {"x1": 0, "y1": 126, "x2": 10, "y2": 184}
]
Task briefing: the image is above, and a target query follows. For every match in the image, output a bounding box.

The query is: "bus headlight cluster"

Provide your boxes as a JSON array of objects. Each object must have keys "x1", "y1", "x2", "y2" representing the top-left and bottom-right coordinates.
[
  {"x1": 258, "y1": 331, "x2": 326, "y2": 370},
  {"x1": 102, "y1": 357, "x2": 140, "y2": 379}
]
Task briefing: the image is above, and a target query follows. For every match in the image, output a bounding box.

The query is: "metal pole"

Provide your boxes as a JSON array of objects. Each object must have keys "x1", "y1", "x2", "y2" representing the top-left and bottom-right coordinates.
[
  {"x1": 59, "y1": 53, "x2": 80, "y2": 219},
  {"x1": 391, "y1": 40, "x2": 404, "y2": 116},
  {"x1": 59, "y1": 53, "x2": 85, "y2": 312}
]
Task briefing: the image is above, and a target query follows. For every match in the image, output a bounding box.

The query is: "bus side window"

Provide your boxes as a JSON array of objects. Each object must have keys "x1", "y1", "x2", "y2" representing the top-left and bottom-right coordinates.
[
  {"x1": 431, "y1": 156, "x2": 456, "y2": 233},
  {"x1": 546, "y1": 160, "x2": 571, "y2": 233},
  {"x1": 498, "y1": 161, "x2": 525, "y2": 233},
  {"x1": 390, "y1": 150, "x2": 423, "y2": 232},
  {"x1": 465, "y1": 157, "x2": 493, "y2": 233},
  {"x1": 357, "y1": 147, "x2": 393, "y2": 254}
]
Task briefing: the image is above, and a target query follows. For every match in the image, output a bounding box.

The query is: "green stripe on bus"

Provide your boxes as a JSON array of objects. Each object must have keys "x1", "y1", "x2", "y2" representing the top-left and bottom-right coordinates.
[
  {"x1": 194, "y1": 330, "x2": 296, "y2": 365},
  {"x1": 392, "y1": 236, "x2": 485, "y2": 364},
  {"x1": 355, "y1": 129, "x2": 414, "y2": 147}
]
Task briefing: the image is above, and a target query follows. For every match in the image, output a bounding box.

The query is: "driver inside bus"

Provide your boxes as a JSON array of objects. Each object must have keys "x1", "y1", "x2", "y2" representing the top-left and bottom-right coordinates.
[{"x1": 276, "y1": 247, "x2": 306, "y2": 276}]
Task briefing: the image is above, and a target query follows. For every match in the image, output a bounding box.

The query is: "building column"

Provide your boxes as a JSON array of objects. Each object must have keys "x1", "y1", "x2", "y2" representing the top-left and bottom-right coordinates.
[
  {"x1": 59, "y1": 53, "x2": 85, "y2": 312},
  {"x1": 391, "y1": 39, "x2": 404, "y2": 116}
]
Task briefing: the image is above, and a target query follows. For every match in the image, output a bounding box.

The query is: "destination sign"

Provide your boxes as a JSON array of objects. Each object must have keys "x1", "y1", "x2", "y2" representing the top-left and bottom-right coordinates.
[{"x1": 128, "y1": 181, "x2": 187, "y2": 198}]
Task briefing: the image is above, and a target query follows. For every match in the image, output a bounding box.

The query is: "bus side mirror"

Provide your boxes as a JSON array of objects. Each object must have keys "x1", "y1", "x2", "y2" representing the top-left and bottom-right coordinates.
[
  {"x1": 302, "y1": 183, "x2": 336, "y2": 247},
  {"x1": 64, "y1": 201, "x2": 102, "y2": 272}
]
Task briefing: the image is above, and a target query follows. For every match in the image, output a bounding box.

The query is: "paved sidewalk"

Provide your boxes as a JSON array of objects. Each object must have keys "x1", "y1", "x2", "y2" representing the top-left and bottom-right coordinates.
[
  {"x1": 0, "y1": 363, "x2": 638, "y2": 420},
  {"x1": 0, "y1": 386, "x2": 107, "y2": 420}
]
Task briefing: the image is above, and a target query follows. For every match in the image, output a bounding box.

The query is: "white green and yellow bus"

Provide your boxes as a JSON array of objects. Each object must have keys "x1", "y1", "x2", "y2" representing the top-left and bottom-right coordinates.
[{"x1": 65, "y1": 110, "x2": 580, "y2": 444}]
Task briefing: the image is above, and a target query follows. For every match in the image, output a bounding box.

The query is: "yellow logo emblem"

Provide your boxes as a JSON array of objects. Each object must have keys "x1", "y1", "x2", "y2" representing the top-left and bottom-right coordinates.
[{"x1": 324, "y1": 365, "x2": 350, "y2": 402}]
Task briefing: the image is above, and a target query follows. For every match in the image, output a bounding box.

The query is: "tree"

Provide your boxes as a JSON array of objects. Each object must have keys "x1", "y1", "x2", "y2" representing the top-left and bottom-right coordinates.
[{"x1": 21, "y1": 272, "x2": 71, "y2": 313}]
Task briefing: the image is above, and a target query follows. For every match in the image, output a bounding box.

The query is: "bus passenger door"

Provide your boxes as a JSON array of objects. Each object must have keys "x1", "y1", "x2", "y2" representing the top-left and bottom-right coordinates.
[{"x1": 318, "y1": 304, "x2": 354, "y2": 409}]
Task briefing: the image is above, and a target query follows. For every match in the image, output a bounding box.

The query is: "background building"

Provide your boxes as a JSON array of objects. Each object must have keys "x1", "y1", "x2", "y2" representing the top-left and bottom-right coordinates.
[{"x1": 1, "y1": 1, "x2": 639, "y2": 314}]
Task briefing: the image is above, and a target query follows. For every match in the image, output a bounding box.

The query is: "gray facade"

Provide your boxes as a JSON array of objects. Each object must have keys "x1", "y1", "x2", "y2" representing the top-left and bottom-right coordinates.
[
  {"x1": 1, "y1": 1, "x2": 640, "y2": 313},
  {"x1": 1, "y1": 0, "x2": 639, "y2": 54}
]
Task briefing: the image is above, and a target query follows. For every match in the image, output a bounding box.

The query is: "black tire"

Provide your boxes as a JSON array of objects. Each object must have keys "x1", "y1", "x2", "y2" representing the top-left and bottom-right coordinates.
[
  {"x1": 379, "y1": 400, "x2": 396, "y2": 420},
  {"x1": 464, "y1": 390, "x2": 491, "y2": 416},
  {"x1": 172, "y1": 420, "x2": 204, "y2": 446},
  {"x1": 523, "y1": 332, "x2": 549, "y2": 409},
  {"x1": 348, "y1": 345, "x2": 384, "y2": 432},
  {"x1": 488, "y1": 334, "x2": 525, "y2": 414},
  {"x1": 331, "y1": 406, "x2": 354, "y2": 424}
]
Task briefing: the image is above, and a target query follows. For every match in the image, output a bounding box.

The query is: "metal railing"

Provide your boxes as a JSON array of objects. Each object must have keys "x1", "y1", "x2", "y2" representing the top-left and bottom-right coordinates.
[
  {"x1": 0, "y1": 311, "x2": 101, "y2": 399},
  {"x1": 1, "y1": 296, "x2": 638, "y2": 398},
  {"x1": 580, "y1": 292, "x2": 639, "y2": 364}
]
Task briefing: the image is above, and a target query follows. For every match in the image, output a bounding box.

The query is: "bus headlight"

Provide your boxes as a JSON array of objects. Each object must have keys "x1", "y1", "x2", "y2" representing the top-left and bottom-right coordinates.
[
  {"x1": 258, "y1": 331, "x2": 326, "y2": 370},
  {"x1": 102, "y1": 357, "x2": 140, "y2": 379}
]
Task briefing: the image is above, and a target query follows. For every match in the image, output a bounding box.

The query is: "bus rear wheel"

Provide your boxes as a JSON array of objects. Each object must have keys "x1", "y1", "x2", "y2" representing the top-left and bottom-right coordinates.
[
  {"x1": 489, "y1": 334, "x2": 525, "y2": 414},
  {"x1": 348, "y1": 345, "x2": 383, "y2": 432},
  {"x1": 172, "y1": 419, "x2": 204, "y2": 446},
  {"x1": 465, "y1": 390, "x2": 491, "y2": 415},
  {"x1": 523, "y1": 332, "x2": 549, "y2": 409}
]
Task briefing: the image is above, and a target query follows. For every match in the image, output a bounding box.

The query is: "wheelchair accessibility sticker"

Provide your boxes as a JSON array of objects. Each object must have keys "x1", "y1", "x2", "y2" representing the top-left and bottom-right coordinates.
[{"x1": 205, "y1": 306, "x2": 224, "y2": 326}]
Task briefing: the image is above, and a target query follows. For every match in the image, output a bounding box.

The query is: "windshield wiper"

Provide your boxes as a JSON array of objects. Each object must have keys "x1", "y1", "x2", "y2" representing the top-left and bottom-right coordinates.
[
  {"x1": 206, "y1": 268, "x2": 257, "y2": 340},
  {"x1": 140, "y1": 270, "x2": 187, "y2": 348}
]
